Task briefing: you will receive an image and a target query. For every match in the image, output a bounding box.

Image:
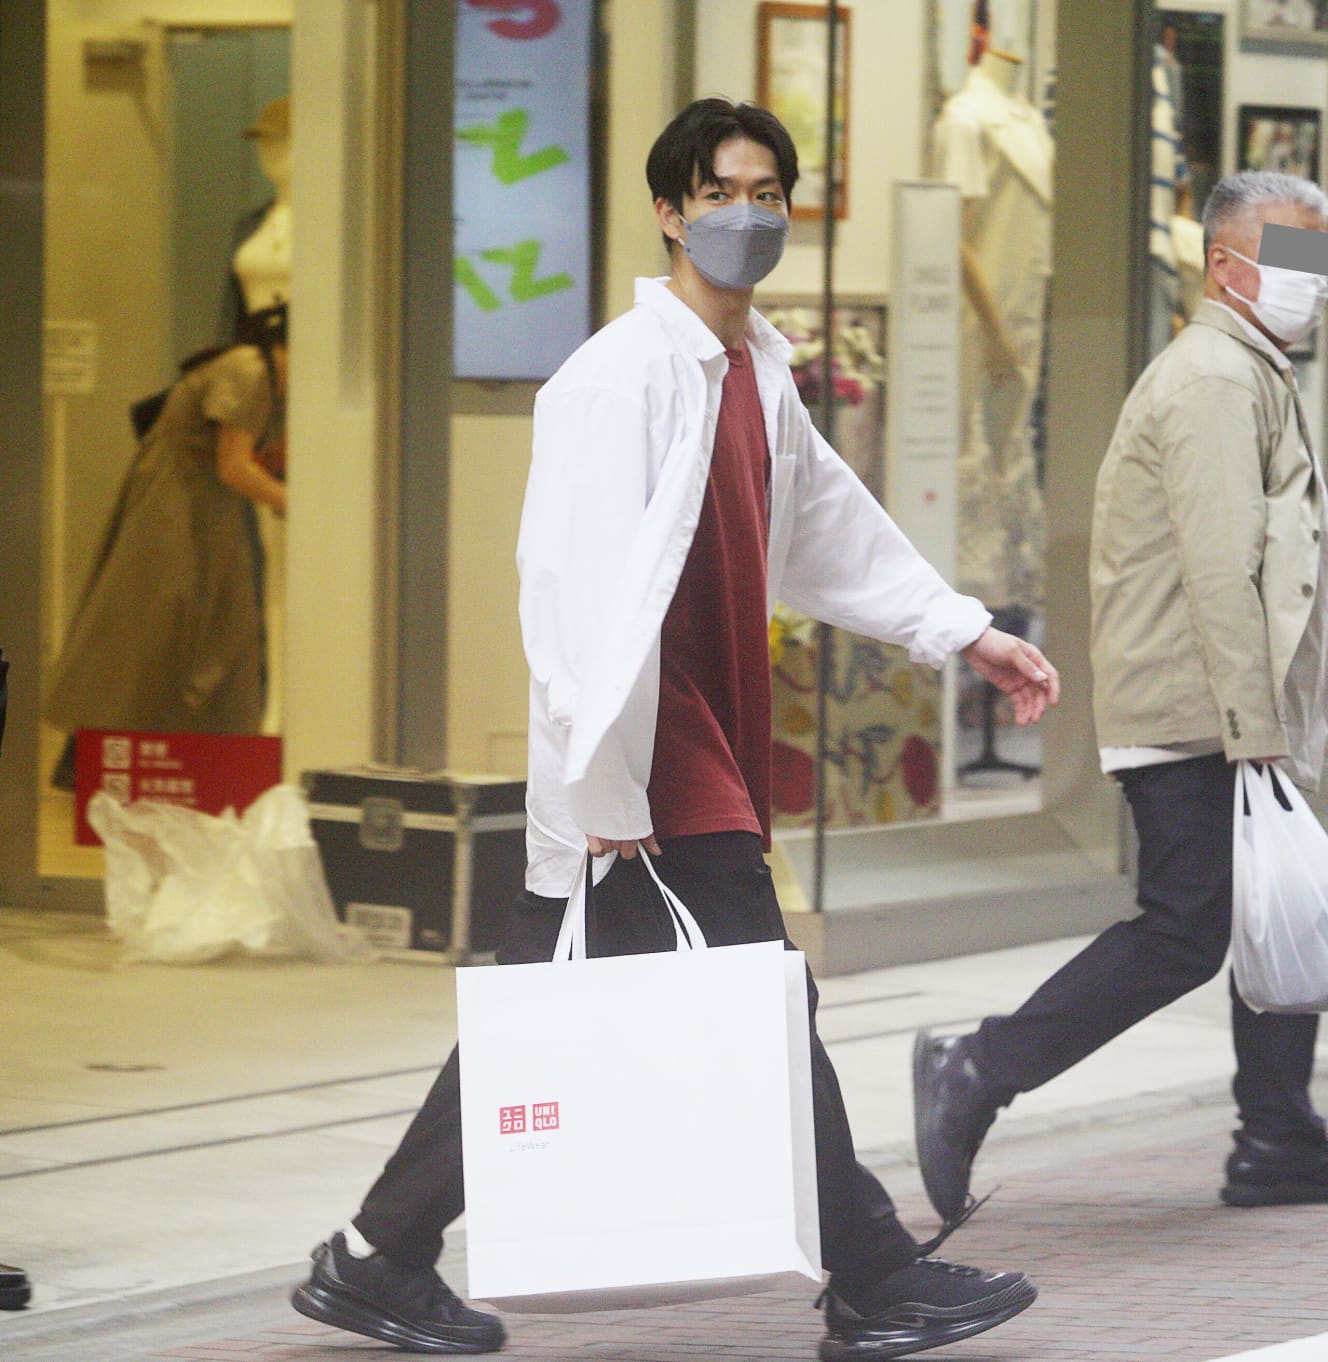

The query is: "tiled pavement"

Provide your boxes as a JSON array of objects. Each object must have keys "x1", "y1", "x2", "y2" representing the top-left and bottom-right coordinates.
[
  {"x1": 6, "y1": 911, "x2": 1328, "y2": 1361},
  {"x1": 7, "y1": 1092, "x2": 1327, "y2": 1362}
]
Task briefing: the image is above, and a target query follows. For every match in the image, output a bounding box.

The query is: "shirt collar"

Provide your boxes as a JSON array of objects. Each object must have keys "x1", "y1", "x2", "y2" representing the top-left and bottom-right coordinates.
[
  {"x1": 633, "y1": 276, "x2": 794, "y2": 366},
  {"x1": 1208, "y1": 299, "x2": 1293, "y2": 372}
]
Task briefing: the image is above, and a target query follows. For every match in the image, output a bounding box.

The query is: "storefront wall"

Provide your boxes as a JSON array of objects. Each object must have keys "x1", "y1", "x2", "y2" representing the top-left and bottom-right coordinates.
[
  {"x1": 14, "y1": 2, "x2": 1320, "y2": 970},
  {"x1": 1, "y1": 0, "x2": 1130, "y2": 947}
]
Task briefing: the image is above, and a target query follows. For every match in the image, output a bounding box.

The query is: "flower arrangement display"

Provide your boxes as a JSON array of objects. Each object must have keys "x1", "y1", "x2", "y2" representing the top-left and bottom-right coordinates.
[
  {"x1": 763, "y1": 302, "x2": 937, "y2": 828},
  {"x1": 765, "y1": 306, "x2": 884, "y2": 410}
]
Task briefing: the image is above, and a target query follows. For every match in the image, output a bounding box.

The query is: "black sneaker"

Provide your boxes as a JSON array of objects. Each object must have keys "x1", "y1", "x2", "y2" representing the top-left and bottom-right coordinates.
[
  {"x1": 819, "y1": 1256, "x2": 1037, "y2": 1361},
  {"x1": 290, "y1": 1233, "x2": 505, "y2": 1354},
  {"x1": 0, "y1": 1262, "x2": 31, "y2": 1311},
  {"x1": 1221, "y1": 1133, "x2": 1328, "y2": 1207}
]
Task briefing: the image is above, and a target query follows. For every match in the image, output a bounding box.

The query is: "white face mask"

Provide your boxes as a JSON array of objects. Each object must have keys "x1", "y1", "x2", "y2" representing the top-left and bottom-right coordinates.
[{"x1": 1224, "y1": 246, "x2": 1328, "y2": 346}]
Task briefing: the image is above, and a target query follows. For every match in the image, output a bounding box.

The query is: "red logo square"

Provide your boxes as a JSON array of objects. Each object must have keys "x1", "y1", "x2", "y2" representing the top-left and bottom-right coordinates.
[
  {"x1": 499, "y1": 1105, "x2": 526, "y2": 1134},
  {"x1": 532, "y1": 1101, "x2": 560, "y2": 1131}
]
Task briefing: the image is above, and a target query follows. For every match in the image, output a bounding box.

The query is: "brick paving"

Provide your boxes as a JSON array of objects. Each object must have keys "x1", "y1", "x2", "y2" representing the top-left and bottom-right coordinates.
[{"x1": 6, "y1": 1106, "x2": 1328, "y2": 1362}]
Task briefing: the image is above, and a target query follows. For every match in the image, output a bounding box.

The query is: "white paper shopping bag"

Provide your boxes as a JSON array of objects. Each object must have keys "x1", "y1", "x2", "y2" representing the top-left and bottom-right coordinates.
[{"x1": 456, "y1": 853, "x2": 820, "y2": 1312}]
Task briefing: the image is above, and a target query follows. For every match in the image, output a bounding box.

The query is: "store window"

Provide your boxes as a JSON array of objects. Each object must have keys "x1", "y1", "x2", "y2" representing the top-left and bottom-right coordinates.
[
  {"x1": 928, "y1": 0, "x2": 1054, "y2": 814},
  {"x1": 690, "y1": 2, "x2": 1057, "y2": 876},
  {"x1": 1140, "y1": 4, "x2": 1328, "y2": 822},
  {"x1": 1147, "y1": 0, "x2": 1328, "y2": 435},
  {"x1": 38, "y1": 8, "x2": 293, "y2": 880}
]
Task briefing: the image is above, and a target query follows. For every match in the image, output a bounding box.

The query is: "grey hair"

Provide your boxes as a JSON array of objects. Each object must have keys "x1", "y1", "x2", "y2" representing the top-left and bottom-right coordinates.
[{"x1": 1202, "y1": 170, "x2": 1328, "y2": 255}]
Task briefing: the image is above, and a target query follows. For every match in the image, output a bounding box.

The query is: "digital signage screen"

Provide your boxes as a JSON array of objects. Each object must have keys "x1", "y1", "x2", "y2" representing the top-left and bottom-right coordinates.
[{"x1": 453, "y1": 0, "x2": 595, "y2": 380}]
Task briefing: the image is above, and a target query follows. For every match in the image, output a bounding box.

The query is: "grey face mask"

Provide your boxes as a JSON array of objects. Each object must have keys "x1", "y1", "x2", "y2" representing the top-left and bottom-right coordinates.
[{"x1": 679, "y1": 202, "x2": 789, "y2": 289}]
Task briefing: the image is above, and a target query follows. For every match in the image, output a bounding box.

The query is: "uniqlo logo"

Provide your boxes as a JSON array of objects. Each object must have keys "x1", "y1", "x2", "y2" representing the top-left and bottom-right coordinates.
[
  {"x1": 532, "y1": 1101, "x2": 559, "y2": 1131},
  {"x1": 499, "y1": 1105, "x2": 526, "y2": 1134},
  {"x1": 102, "y1": 736, "x2": 132, "y2": 770}
]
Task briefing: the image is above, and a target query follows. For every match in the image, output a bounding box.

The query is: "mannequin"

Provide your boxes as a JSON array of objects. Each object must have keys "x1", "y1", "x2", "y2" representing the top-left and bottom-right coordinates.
[
  {"x1": 233, "y1": 95, "x2": 292, "y2": 737},
  {"x1": 234, "y1": 96, "x2": 292, "y2": 312},
  {"x1": 933, "y1": 21, "x2": 1052, "y2": 777}
]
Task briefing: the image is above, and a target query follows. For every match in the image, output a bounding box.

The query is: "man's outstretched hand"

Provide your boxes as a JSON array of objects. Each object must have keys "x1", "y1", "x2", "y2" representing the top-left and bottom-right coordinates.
[{"x1": 961, "y1": 626, "x2": 1060, "y2": 726}]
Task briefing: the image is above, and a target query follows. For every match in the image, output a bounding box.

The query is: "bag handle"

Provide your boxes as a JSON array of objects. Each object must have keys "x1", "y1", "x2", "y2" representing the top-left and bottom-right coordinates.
[
  {"x1": 1238, "y1": 759, "x2": 1295, "y2": 821},
  {"x1": 553, "y1": 847, "x2": 708, "y2": 962}
]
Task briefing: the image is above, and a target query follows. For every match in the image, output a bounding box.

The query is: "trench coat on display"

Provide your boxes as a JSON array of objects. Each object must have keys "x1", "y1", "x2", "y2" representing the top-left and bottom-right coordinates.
[
  {"x1": 1091, "y1": 300, "x2": 1328, "y2": 788},
  {"x1": 517, "y1": 277, "x2": 992, "y2": 896},
  {"x1": 45, "y1": 346, "x2": 278, "y2": 739}
]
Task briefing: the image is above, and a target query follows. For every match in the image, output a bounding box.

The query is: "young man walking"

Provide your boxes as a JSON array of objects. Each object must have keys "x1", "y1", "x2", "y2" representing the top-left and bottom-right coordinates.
[
  {"x1": 914, "y1": 170, "x2": 1328, "y2": 1229},
  {"x1": 292, "y1": 98, "x2": 1058, "y2": 1359}
]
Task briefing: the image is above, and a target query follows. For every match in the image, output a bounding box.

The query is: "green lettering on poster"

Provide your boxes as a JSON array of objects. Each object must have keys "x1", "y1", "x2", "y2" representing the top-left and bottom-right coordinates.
[
  {"x1": 456, "y1": 109, "x2": 570, "y2": 185},
  {"x1": 480, "y1": 239, "x2": 574, "y2": 301},
  {"x1": 454, "y1": 257, "x2": 503, "y2": 311}
]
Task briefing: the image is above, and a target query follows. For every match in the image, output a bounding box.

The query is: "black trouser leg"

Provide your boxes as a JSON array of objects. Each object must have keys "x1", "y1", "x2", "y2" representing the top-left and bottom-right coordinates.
[
  {"x1": 972, "y1": 757, "x2": 1235, "y2": 1092},
  {"x1": 972, "y1": 756, "x2": 1323, "y2": 1149},
  {"x1": 353, "y1": 883, "x2": 571, "y2": 1265},
  {"x1": 1230, "y1": 972, "x2": 1324, "y2": 1147},
  {"x1": 633, "y1": 834, "x2": 917, "y2": 1280},
  {"x1": 357, "y1": 831, "x2": 917, "y2": 1278},
  {"x1": 354, "y1": 1050, "x2": 465, "y2": 1268}
]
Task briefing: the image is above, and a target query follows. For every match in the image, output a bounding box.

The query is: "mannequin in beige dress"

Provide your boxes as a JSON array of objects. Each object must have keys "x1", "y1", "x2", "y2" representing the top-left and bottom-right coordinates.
[{"x1": 234, "y1": 96, "x2": 291, "y2": 736}]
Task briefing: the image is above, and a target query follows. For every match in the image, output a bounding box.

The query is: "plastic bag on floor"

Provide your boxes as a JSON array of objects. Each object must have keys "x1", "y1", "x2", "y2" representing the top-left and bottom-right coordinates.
[{"x1": 88, "y1": 783, "x2": 371, "y2": 965}]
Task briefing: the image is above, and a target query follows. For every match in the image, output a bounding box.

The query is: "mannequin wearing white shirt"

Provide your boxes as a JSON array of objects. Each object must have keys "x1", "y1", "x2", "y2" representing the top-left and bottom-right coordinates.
[
  {"x1": 932, "y1": 45, "x2": 1051, "y2": 616},
  {"x1": 234, "y1": 109, "x2": 291, "y2": 735},
  {"x1": 234, "y1": 131, "x2": 292, "y2": 313}
]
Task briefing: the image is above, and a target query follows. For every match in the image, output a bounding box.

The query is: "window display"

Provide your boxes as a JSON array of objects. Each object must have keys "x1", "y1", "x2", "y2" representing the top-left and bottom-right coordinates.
[
  {"x1": 1241, "y1": 0, "x2": 1328, "y2": 45},
  {"x1": 763, "y1": 304, "x2": 943, "y2": 829},
  {"x1": 931, "y1": 43, "x2": 1051, "y2": 616},
  {"x1": 928, "y1": 0, "x2": 1053, "y2": 793},
  {"x1": 39, "y1": 12, "x2": 293, "y2": 878}
]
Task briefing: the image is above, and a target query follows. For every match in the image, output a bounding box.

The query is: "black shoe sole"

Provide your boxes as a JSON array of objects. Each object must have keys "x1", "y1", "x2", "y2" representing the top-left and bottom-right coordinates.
[
  {"x1": 0, "y1": 1282, "x2": 31, "y2": 1311},
  {"x1": 1221, "y1": 1180, "x2": 1328, "y2": 1207},
  {"x1": 819, "y1": 1282, "x2": 1038, "y2": 1361},
  {"x1": 291, "y1": 1278, "x2": 505, "y2": 1354},
  {"x1": 912, "y1": 1030, "x2": 970, "y2": 1225}
]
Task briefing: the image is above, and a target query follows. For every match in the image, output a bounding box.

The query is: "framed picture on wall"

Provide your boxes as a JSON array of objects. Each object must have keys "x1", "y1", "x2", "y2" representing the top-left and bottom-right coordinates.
[
  {"x1": 1237, "y1": 104, "x2": 1322, "y2": 182},
  {"x1": 1156, "y1": 10, "x2": 1224, "y2": 216},
  {"x1": 1241, "y1": 0, "x2": 1328, "y2": 46},
  {"x1": 756, "y1": 2, "x2": 851, "y2": 220}
]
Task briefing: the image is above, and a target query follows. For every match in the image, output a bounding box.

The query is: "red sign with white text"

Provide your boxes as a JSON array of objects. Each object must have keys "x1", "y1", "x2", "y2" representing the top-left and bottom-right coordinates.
[{"x1": 74, "y1": 730, "x2": 283, "y2": 846}]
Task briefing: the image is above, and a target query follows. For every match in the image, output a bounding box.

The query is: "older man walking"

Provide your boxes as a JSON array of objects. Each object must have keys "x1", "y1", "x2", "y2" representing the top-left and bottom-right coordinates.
[{"x1": 914, "y1": 169, "x2": 1328, "y2": 1224}]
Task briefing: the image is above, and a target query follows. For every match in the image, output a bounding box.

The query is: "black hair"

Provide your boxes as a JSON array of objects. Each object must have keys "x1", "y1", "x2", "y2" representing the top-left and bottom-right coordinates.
[
  {"x1": 174, "y1": 303, "x2": 288, "y2": 383},
  {"x1": 645, "y1": 97, "x2": 799, "y2": 248},
  {"x1": 234, "y1": 301, "x2": 288, "y2": 351}
]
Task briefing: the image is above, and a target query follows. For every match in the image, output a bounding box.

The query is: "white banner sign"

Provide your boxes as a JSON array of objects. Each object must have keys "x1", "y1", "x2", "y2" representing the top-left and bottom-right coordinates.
[
  {"x1": 885, "y1": 181, "x2": 961, "y2": 581},
  {"x1": 43, "y1": 320, "x2": 100, "y2": 396},
  {"x1": 453, "y1": 0, "x2": 594, "y2": 380}
]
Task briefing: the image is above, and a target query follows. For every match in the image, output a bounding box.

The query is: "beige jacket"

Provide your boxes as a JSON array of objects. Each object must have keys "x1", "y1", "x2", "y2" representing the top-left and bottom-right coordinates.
[{"x1": 1091, "y1": 301, "x2": 1322, "y2": 764}]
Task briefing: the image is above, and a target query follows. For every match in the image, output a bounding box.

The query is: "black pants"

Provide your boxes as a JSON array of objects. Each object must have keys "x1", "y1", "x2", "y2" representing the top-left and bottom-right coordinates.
[
  {"x1": 972, "y1": 755, "x2": 1325, "y2": 1147},
  {"x1": 355, "y1": 831, "x2": 918, "y2": 1279}
]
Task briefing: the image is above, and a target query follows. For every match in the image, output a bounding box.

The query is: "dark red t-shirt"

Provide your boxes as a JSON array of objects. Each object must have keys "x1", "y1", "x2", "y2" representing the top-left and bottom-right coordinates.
[{"x1": 647, "y1": 342, "x2": 773, "y2": 845}]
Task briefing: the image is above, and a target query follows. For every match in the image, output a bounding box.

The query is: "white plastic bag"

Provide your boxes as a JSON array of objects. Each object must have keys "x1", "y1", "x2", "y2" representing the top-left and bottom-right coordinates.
[
  {"x1": 88, "y1": 783, "x2": 369, "y2": 965},
  {"x1": 1231, "y1": 760, "x2": 1328, "y2": 1013}
]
